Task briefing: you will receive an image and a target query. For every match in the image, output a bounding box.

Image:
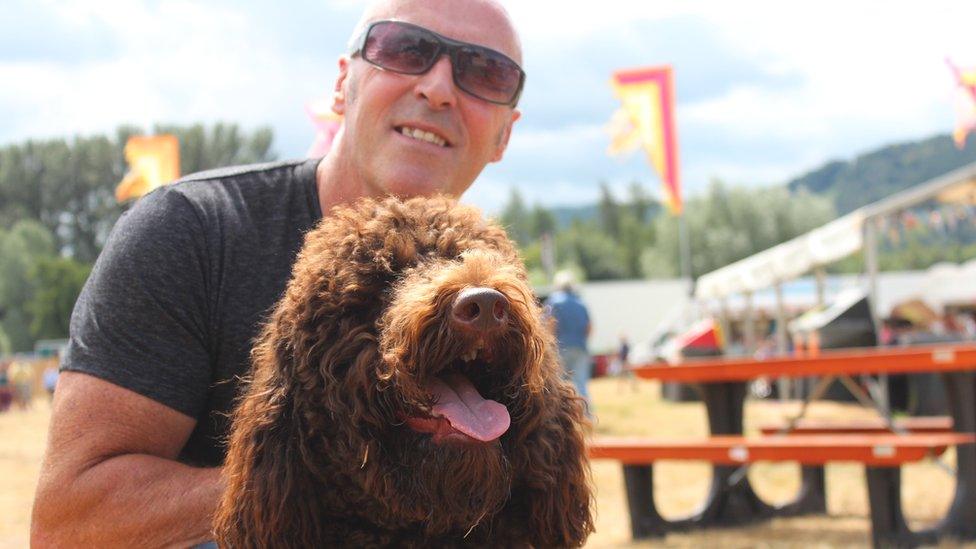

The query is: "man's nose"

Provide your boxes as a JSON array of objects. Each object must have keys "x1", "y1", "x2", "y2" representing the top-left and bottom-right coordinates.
[{"x1": 414, "y1": 56, "x2": 458, "y2": 109}]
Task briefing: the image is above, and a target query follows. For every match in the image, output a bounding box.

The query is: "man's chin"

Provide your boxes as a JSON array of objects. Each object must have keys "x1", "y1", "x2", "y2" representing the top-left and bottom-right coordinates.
[
  {"x1": 371, "y1": 164, "x2": 471, "y2": 199},
  {"x1": 383, "y1": 178, "x2": 460, "y2": 199}
]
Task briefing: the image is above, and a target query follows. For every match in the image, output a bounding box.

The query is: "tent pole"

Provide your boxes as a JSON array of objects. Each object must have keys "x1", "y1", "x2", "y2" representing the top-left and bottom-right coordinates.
[
  {"x1": 815, "y1": 266, "x2": 827, "y2": 308},
  {"x1": 743, "y1": 292, "x2": 756, "y2": 355},
  {"x1": 864, "y1": 216, "x2": 888, "y2": 410},
  {"x1": 774, "y1": 281, "x2": 791, "y2": 401}
]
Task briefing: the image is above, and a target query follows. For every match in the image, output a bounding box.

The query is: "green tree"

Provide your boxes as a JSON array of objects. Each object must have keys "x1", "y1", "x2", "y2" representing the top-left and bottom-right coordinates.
[
  {"x1": 0, "y1": 326, "x2": 10, "y2": 355},
  {"x1": 628, "y1": 180, "x2": 655, "y2": 224},
  {"x1": 154, "y1": 122, "x2": 276, "y2": 175},
  {"x1": 529, "y1": 203, "x2": 557, "y2": 240},
  {"x1": 0, "y1": 220, "x2": 57, "y2": 352},
  {"x1": 0, "y1": 123, "x2": 277, "y2": 263},
  {"x1": 557, "y1": 222, "x2": 627, "y2": 281},
  {"x1": 597, "y1": 181, "x2": 621, "y2": 238},
  {"x1": 644, "y1": 180, "x2": 836, "y2": 278},
  {"x1": 27, "y1": 257, "x2": 92, "y2": 341},
  {"x1": 500, "y1": 188, "x2": 531, "y2": 245}
]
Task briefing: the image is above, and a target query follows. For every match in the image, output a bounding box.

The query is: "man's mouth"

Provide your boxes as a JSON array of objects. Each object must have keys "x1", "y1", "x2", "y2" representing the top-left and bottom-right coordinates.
[{"x1": 396, "y1": 125, "x2": 449, "y2": 148}]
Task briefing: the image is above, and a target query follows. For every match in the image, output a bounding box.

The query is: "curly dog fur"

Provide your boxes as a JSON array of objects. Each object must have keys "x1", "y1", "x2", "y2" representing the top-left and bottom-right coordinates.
[{"x1": 214, "y1": 196, "x2": 593, "y2": 547}]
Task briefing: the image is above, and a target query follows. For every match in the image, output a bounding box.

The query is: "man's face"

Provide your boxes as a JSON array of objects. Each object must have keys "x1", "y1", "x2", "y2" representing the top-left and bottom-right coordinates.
[{"x1": 333, "y1": 0, "x2": 522, "y2": 199}]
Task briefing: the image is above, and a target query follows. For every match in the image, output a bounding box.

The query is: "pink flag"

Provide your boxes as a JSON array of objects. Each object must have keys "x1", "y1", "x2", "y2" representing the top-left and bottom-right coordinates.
[
  {"x1": 306, "y1": 96, "x2": 343, "y2": 157},
  {"x1": 947, "y1": 58, "x2": 976, "y2": 148}
]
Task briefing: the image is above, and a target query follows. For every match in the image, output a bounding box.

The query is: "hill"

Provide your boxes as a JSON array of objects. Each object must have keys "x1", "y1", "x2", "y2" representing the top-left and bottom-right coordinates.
[{"x1": 787, "y1": 133, "x2": 976, "y2": 214}]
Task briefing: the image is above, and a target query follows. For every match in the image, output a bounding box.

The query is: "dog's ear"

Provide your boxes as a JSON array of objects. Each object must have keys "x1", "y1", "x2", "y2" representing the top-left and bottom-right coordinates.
[
  {"x1": 501, "y1": 372, "x2": 594, "y2": 547},
  {"x1": 214, "y1": 343, "x2": 331, "y2": 547}
]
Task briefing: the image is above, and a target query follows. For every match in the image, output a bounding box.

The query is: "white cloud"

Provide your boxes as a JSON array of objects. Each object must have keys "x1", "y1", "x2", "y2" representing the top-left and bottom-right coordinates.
[{"x1": 2, "y1": 0, "x2": 975, "y2": 211}]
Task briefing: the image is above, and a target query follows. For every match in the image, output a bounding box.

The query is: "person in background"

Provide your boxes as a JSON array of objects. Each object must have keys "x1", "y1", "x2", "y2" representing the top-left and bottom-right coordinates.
[
  {"x1": 546, "y1": 270, "x2": 593, "y2": 412},
  {"x1": 9, "y1": 360, "x2": 33, "y2": 410},
  {"x1": 43, "y1": 364, "x2": 59, "y2": 401},
  {"x1": 0, "y1": 360, "x2": 12, "y2": 412}
]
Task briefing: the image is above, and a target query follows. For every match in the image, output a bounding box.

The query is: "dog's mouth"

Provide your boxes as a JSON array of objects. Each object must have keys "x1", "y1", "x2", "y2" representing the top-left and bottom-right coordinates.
[{"x1": 403, "y1": 365, "x2": 511, "y2": 445}]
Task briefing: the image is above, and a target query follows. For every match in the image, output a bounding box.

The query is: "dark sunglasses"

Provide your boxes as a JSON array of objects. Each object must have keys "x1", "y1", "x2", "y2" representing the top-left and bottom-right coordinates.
[{"x1": 350, "y1": 20, "x2": 525, "y2": 107}]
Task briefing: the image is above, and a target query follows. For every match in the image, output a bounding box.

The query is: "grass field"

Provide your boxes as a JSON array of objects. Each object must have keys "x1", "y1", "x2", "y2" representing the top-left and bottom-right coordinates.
[{"x1": 1, "y1": 378, "x2": 973, "y2": 548}]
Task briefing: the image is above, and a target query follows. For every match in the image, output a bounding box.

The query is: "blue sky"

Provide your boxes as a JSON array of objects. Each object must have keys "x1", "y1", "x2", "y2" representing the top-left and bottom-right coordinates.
[{"x1": 2, "y1": 0, "x2": 974, "y2": 213}]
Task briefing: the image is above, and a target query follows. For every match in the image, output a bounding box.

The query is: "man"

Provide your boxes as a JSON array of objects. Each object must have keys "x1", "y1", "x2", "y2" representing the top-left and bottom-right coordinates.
[
  {"x1": 31, "y1": 0, "x2": 523, "y2": 545},
  {"x1": 547, "y1": 270, "x2": 593, "y2": 412}
]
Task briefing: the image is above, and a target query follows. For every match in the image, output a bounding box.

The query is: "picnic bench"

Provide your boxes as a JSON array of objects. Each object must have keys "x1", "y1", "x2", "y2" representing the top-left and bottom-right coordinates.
[
  {"x1": 590, "y1": 342, "x2": 976, "y2": 548},
  {"x1": 757, "y1": 416, "x2": 953, "y2": 436}
]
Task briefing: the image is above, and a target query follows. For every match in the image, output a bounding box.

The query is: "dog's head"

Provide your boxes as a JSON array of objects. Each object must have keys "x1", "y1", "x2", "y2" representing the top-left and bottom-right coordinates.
[{"x1": 259, "y1": 195, "x2": 562, "y2": 535}]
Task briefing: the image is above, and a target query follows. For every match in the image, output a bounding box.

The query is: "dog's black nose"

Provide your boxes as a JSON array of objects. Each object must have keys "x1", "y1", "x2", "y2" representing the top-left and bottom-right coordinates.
[{"x1": 452, "y1": 287, "x2": 509, "y2": 333}]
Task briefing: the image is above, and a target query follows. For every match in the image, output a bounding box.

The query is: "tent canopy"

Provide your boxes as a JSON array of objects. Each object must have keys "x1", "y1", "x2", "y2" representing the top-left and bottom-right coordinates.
[{"x1": 695, "y1": 161, "x2": 976, "y2": 301}]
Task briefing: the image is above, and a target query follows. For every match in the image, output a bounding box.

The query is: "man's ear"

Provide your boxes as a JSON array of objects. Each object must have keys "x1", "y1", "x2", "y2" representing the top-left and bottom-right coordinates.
[
  {"x1": 332, "y1": 56, "x2": 351, "y2": 116},
  {"x1": 490, "y1": 109, "x2": 521, "y2": 163}
]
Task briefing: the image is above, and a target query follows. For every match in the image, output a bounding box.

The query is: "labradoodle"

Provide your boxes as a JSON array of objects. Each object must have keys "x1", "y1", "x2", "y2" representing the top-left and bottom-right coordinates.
[{"x1": 214, "y1": 196, "x2": 593, "y2": 547}]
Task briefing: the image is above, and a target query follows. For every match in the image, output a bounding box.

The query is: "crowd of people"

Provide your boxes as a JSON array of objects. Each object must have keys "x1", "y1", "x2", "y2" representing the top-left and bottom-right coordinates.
[{"x1": 0, "y1": 359, "x2": 58, "y2": 412}]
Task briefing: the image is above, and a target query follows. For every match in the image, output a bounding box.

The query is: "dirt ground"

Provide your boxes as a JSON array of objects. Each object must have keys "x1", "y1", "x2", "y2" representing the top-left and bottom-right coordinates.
[{"x1": 2, "y1": 378, "x2": 973, "y2": 548}]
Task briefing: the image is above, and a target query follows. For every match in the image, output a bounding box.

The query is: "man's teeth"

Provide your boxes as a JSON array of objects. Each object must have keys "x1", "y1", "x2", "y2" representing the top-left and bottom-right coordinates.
[
  {"x1": 461, "y1": 349, "x2": 478, "y2": 362},
  {"x1": 399, "y1": 126, "x2": 447, "y2": 147}
]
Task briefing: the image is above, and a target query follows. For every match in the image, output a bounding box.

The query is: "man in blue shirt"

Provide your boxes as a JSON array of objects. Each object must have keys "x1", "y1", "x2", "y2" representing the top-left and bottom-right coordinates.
[{"x1": 546, "y1": 270, "x2": 592, "y2": 412}]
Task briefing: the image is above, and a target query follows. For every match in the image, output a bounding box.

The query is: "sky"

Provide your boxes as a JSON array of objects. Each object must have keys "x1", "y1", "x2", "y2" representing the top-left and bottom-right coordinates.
[{"x1": 2, "y1": 0, "x2": 975, "y2": 213}]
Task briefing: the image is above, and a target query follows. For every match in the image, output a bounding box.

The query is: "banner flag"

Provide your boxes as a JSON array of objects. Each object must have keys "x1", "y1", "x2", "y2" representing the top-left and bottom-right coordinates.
[
  {"x1": 947, "y1": 58, "x2": 976, "y2": 148},
  {"x1": 115, "y1": 135, "x2": 181, "y2": 203},
  {"x1": 306, "y1": 96, "x2": 343, "y2": 158},
  {"x1": 608, "y1": 65, "x2": 682, "y2": 214}
]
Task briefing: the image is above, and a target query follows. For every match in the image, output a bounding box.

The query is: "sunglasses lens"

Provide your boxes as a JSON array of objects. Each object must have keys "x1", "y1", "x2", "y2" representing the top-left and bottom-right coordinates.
[
  {"x1": 359, "y1": 21, "x2": 524, "y2": 105},
  {"x1": 455, "y1": 47, "x2": 523, "y2": 104},
  {"x1": 363, "y1": 22, "x2": 439, "y2": 74}
]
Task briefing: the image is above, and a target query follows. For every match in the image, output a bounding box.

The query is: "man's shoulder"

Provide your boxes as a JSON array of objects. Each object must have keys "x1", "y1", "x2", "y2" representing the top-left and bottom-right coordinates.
[
  {"x1": 176, "y1": 158, "x2": 313, "y2": 186},
  {"x1": 138, "y1": 157, "x2": 320, "y2": 221}
]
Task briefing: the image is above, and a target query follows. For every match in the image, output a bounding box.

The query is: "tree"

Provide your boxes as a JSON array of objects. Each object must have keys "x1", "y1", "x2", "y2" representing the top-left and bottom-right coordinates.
[
  {"x1": 0, "y1": 220, "x2": 57, "y2": 352},
  {"x1": 557, "y1": 222, "x2": 627, "y2": 281},
  {"x1": 500, "y1": 188, "x2": 531, "y2": 245},
  {"x1": 0, "y1": 123, "x2": 277, "y2": 263},
  {"x1": 644, "y1": 180, "x2": 836, "y2": 278},
  {"x1": 27, "y1": 257, "x2": 92, "y2": 341},
  {"x1": 628, "y1": 180, "x2": 655, "y2": 224},
  {"x1": 597, "y1": 182, "x2": 621, "y2": 238},
  {"x1": 154, "y1": 122, "x2": 276, "y2": 175},
  {"x1": 529, "y1": 203, "x2": 557, "y2": 240}
]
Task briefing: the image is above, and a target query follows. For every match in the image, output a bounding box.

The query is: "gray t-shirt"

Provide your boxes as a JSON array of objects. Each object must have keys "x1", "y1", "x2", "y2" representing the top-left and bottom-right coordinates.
[{"x1": 63, "y1": 158, "x2": 322, "y2": 466}]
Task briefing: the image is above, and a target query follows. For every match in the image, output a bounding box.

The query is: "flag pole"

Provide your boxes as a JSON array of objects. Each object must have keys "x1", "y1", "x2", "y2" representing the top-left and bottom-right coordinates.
[{"x1": 677, "y1": 210, "x2": 692, "y2": 288}]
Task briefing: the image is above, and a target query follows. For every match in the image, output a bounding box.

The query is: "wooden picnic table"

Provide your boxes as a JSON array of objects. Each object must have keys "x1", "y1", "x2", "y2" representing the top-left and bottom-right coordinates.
[{"x1": 622, "y1": 341, "x2": 976, "y2": 546}]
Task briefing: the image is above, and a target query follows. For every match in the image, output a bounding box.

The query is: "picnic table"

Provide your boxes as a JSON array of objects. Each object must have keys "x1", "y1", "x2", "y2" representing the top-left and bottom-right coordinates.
[{"x1": 590, "y1": 342, "x2": 976, "y2": 547}]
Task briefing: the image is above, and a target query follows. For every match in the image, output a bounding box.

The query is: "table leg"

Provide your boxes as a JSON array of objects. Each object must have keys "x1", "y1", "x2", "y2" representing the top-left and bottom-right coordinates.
[
  {"x1": 937, "y1": 371, "x2": 976, "y2": 540},
  {"x1": 697, "y1": 382, "x2": 776, "y2": 525}
]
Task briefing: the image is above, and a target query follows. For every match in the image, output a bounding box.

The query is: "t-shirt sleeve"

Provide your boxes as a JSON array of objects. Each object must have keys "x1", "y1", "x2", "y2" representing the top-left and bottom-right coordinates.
[{"x1": 62, "y1": 187, "x2": 213, "y2": 418}]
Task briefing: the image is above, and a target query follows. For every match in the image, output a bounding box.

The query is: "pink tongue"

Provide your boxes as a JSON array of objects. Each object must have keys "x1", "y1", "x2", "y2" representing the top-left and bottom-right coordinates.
[{"x1": 426, "y1": 373, "x2": 511, "y2": 442}]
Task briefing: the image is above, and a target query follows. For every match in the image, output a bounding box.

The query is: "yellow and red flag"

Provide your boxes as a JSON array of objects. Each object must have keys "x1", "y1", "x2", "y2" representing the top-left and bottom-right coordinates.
[
  {"x1": 115, "y1": 135, "x2": 181, "y2": 202},
  {"x1": 608, "y1": 65, "x2": 682, "y2": 214},
  {"x1": 947, "y1": 58, "x2": 976, "y2": 149}
]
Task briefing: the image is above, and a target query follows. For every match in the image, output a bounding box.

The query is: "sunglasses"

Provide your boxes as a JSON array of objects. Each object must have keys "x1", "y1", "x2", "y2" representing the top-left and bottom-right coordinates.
[{"x1": 350, "y1": 20, "x2": 525, "y2": 107}]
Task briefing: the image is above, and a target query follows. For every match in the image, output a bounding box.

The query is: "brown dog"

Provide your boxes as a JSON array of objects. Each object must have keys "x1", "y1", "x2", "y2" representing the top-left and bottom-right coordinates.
[{"x1": 214, "y1": 196, "x2": 593, "y2": 547}]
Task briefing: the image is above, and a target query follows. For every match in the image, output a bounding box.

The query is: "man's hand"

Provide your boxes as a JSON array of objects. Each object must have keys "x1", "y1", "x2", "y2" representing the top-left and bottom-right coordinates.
[{"x1": 31, "y1": 372, "x2": 224, "y2": 547}]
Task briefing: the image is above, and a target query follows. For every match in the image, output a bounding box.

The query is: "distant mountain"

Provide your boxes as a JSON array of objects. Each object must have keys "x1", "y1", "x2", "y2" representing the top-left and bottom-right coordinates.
[{"x1": 787, "y1": 133, "x2": 976, "y2": 214}]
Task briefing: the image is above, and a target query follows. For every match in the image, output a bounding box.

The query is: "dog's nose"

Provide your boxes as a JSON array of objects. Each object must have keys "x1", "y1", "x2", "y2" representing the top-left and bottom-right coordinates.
[{"x1": 452, "y1": 287, "x2": 510, "y2": 333}]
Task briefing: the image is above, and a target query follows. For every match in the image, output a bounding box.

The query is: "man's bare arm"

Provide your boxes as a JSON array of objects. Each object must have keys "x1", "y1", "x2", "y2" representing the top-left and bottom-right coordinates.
[{"x1": 31, "y1": 372, "x2": 224, "y2": 548}]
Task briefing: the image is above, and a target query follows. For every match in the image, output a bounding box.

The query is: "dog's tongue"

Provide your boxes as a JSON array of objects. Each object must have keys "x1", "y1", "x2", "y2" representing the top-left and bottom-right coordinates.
[{"x1": 426, "y1": 373, "x2": 510, "y2": 442}]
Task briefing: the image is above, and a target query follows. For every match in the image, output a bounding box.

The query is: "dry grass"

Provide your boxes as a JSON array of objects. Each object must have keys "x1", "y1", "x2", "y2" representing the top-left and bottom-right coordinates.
[{"x1": 1, "y1": 380, "x2": 973, "y2": 547}]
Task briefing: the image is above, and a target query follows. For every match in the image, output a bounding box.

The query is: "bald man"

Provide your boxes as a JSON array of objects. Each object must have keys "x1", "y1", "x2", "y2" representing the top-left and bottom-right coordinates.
[{"x1": 31, "y1": 1, "x2": 523, "y2": 545}]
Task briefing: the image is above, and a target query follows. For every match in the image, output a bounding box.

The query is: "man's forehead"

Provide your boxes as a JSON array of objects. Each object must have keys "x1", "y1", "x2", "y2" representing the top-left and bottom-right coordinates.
[{"x1": 357, "y1": 0, "x2": 521, "y2": 63}]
